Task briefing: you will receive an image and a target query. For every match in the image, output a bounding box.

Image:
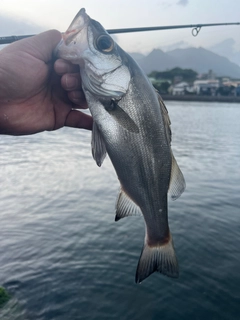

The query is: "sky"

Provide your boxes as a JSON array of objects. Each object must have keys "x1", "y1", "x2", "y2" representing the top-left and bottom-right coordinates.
[{"x1": 1, "y1": 0, "x2": 240, "y2": 56}]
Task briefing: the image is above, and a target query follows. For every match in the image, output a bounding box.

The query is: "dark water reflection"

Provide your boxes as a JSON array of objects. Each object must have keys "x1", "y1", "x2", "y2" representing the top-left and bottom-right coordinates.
[{"x1": 0, "y1": 101, "x2": 240, "y2": 319}]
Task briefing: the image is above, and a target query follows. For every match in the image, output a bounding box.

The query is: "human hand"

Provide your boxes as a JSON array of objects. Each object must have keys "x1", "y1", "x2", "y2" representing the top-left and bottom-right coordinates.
[{"x1": 0, "y1": 30, "x2": 92, "y2": 135}]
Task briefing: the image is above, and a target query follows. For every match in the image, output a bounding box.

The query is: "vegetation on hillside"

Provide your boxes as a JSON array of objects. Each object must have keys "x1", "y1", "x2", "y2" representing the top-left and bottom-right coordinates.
[
  {"x1": 149, "y1": 67, "x2": 198, "y2": 84},
  {"x1": 151, "y1": 80, "x2": 171, "y2": 94}
]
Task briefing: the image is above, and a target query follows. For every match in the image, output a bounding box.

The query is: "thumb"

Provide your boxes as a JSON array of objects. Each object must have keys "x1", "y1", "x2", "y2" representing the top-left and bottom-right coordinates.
[{"x1": 21, "y1": 30, "x2": 62, "y2": 63}]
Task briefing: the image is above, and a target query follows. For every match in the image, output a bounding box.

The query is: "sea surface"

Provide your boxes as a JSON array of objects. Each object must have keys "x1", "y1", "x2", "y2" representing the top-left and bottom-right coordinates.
[{"x1": 0, "y1": 101, "x2": 240, "y2": 320}]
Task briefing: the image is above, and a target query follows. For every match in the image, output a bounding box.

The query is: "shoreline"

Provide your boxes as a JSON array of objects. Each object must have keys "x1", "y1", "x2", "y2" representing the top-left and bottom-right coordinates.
[{"x1": 161, "y1": 94, "x2": 240, "y2": 103}]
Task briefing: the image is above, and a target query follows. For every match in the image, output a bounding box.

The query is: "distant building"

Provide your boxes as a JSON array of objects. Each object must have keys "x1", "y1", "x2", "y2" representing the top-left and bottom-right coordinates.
[
  {"x1": 221, "y1": 80, "x2": 240, "y2": 87},
  {"x1": 216, "y1": 81, "x2": 240, "y2": 96},
  {"x1": 216, "y1": 79, "x2": 240, "y2": 96},
  {"x1": 172, "y1": 82, "x2": 189, "y2": 95},
  {"x1": 197, "y1": 69, "x2": 216, "y2": 81},
  {"x1": 235, "y1": 85, "x2": 240, "y2": 97},
  {"x1": 193, "y1": 80, "x2": 219, "y2": 95},
  {"x1": 208, "y1": 69, "x2": 215, "y2": 80},
  {"x1": 222, "y1": 77, "x2": 230, "y2": 83}
]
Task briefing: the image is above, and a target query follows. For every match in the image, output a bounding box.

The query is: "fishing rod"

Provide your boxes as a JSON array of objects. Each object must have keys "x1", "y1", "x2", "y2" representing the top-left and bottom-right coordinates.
[{"x1": 0, "y1": 22, "x2": 239, "y2": 45}]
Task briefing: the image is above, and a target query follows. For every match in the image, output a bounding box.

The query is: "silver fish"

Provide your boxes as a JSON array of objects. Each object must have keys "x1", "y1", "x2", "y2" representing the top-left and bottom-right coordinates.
[{"x1": 55, "y1": 8, "x2": 186, "y2": 283}]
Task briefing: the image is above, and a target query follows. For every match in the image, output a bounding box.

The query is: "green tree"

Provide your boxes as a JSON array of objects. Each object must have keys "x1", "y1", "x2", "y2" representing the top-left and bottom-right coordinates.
[
  {"x1": 149, "y1": 67, "x2": 198, "y2": 84},
  {"x1": 153, "y1": 81, "x2": 171, "y2": 94}
]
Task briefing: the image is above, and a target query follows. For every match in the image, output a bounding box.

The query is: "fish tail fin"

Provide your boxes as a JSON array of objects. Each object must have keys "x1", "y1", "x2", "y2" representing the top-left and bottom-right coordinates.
[{"x1": 135, "y1": 233, "x2": 179, "y2": 283}]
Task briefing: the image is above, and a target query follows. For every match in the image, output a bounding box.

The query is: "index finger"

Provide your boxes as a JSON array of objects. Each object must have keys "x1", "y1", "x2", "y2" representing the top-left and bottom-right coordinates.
[{"x1": 54, "y1": 59, "x2": 80, "y2": 75}]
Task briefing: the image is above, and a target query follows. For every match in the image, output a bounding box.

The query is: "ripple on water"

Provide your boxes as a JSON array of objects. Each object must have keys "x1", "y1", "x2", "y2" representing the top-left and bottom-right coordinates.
[{"x1": 0, "y1": 104, "x2": 240, "y2": 319}]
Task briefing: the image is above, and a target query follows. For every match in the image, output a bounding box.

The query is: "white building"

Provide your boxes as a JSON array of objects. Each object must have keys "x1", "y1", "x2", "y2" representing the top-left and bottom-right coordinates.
[
  {"x1": 193, "y1": 80, "x2": 219, "y2": 95},
  {"x1": 172, "y1": 82, "x2": 189, "y2": 95}
]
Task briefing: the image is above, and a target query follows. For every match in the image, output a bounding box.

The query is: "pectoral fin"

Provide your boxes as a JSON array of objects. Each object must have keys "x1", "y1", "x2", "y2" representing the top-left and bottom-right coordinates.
[
  {"x1": 115, "y1": 188, "x2": 142, "y2": 221},
  {"x1": 169, "y1": 153, "x2": 186, "y2": 200},
  {"x1": 106, "y1": 100, "x2": 139, "y2": 133},
  {"x1": 91, "y1": 121, "x2": 107, "y2": 167}
]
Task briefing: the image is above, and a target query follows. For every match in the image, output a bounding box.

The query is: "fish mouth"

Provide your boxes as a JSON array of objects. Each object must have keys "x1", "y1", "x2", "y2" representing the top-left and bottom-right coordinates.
[{"x1": 62, "y1": 8, "x2": 89, "y2": 45}]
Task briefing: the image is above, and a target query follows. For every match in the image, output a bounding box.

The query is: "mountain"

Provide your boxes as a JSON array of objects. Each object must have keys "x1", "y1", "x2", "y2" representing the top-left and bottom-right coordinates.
[
  {"x1": 168, "y1": 47, "x2": 240, "y2": 78},
  {"x1": 134, "y1": 49, "x2": 177, "y2": 75},
  {"x1": 209, "y1": 38, "x2": 235, "y2": 59},
  {"x1": 209, "y1": 38, "x2": 240, "y2": 67},
  {"x1": 129, "y1": 52, "x2": 145, "y2": 63},
  {"x1": 161, "y1": 41, "x2": 190, "y2": 52},
  {"x1": 129, "y1": 47, "x2": 240, "y2": 78}
]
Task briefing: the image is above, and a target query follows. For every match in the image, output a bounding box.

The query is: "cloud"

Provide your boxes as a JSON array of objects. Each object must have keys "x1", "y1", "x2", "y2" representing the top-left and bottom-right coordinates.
[
  {"x1": 0, "y1": 14, "x2": 46, "y2": 47},
  {"x1": 208, "y1": 38, "x2": 240, "y2": 66},
  {"x1": 177, "y1": 0, "x2": 189, "y2": 6},
  {"x1": 0, "y1": 14, "x2": 45, "y2": 37},
  {"x1": 162, "y1": 41, "x2": 191, "y2": 52}
]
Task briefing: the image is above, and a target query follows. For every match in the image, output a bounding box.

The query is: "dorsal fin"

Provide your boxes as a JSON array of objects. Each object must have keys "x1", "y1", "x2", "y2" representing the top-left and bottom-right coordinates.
[
  {"x1": 155, "y1": 90, "x2": 172, "y2": 145},
  {"x1": 155, "y1": 89, "x2": 186, "y2": 200}
]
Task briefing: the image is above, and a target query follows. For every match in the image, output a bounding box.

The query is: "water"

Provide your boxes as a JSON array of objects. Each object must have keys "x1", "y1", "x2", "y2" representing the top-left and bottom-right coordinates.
[{"x1": 0, "y1": 101, "x2": 240, "y2": 320}]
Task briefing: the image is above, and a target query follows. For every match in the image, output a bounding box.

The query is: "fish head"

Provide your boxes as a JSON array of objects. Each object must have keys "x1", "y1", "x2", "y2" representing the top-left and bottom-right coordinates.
[{"x1": 55, "y1": 8, "x2": 131, "y2": 99}]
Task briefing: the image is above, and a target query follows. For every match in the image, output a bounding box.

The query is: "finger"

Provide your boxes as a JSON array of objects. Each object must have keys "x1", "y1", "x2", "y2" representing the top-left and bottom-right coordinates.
[
  {"x1": 68, "y1": 91, "x2": 88, "y2": 108},
  {"x1": 61, "y1": 73, "x2": 82, "y2": 91},
  {"x1": 54, "y1": 59, "x2": 79, "y2": 75},
  {"x1": 65, "y1": 110, "x2": 92, "y2": 130}
]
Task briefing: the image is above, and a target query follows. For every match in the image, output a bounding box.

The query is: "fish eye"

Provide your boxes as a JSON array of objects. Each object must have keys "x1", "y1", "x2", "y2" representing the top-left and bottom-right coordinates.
[{"x1": 96, "y1": 35, "x2": 114, "y2": 53}]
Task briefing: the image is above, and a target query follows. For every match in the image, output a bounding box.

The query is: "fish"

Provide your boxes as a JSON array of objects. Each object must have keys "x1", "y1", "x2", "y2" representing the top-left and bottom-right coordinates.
[{"x1": 55, "y1": 8, "x2": 186, "y2": 283}]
